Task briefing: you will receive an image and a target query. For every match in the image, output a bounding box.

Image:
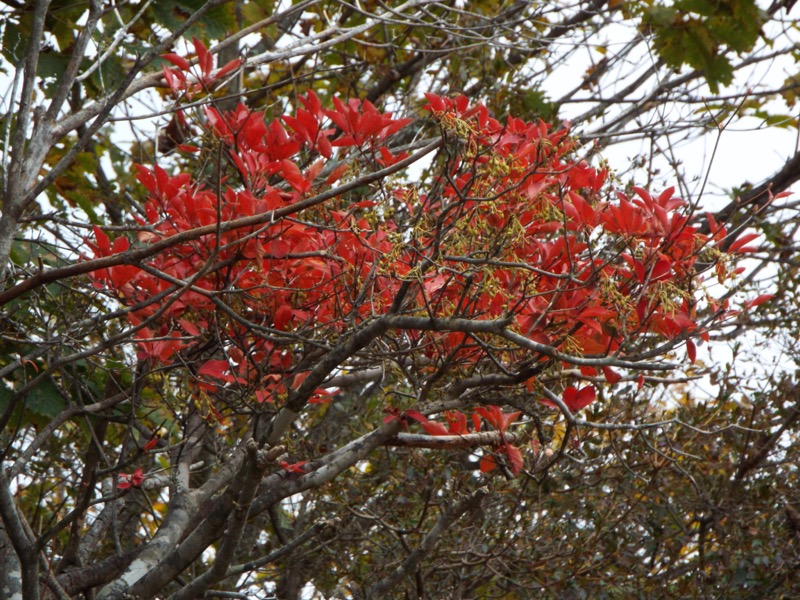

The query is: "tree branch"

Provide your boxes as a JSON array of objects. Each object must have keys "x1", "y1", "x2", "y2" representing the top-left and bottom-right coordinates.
[
  {"x1": 366, "y1": 487, "x2": 489, "y2": 598},
  {"x1": 387, "y1": 431, "x2": 519, "y2": 449},
  {"x1": 167, "y1": 441, "x2": 277, "y2": 600},
  {"x1": 0, "y1": 465, "x2": 38, "y2": 600}
]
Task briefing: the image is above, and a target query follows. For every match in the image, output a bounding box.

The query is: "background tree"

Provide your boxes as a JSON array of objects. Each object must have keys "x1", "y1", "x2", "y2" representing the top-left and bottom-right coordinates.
[{"x1": 1, "y1": 0, "x2": 800, "y2": 598}]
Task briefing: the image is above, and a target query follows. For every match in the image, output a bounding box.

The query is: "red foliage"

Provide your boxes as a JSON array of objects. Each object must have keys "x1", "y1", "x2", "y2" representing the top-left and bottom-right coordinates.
[
  {"x1": 87, "y1": 62, "x2": 746, "y2": 477},
  {"x1": 162, "y1": 38, "x2": 241, "y2": 99},
  {"x1": 117, "y1": 467, "x2": 144, "y2": 490},
  {"x1": 279, "y1": 460, "x2": 309, "y2": 474}
]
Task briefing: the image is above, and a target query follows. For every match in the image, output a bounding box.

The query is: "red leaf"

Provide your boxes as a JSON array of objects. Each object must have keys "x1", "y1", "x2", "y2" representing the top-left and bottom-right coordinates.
[
  {"x1": 162, "y1": 65, "x2": 181, "y2": 93},
  {"x1": 602, "y1": 366, "x2": 622, "y2": 384},
  {"x1": 705, "y1": 211, "x2": 726, "y2": 240},
  {"x1": 423, "y1": 92, "x2": 447, "y2": 113},
  {"x1": 198, "y1": 359, "x2": 231, "y2": 380},
  {"x1": 686, "y1": 339, "x2": 697, "y2": 364},
  {"x1": 280, "y1": 460, "x2": 308, "y2": 473},
  {"x1": 216, "y1": 58, "x2": 242, "y2": 79},
  {"x1": 283, "y1": 113, "x2": 313, "y2": 144},
  {"x1": 318, "y1": 134, "x2": 332, "y2": 159},
  {"x1": 92, "y1": 225, "x2": 111, "y2": 256},
  {"x1": 118, "y1": 467, "x2": 144, "y2": 490},
  {"x1": 379, "y1": 117, "x2": 413, "y2": 140},
  {"x1": 650, "y1": 257, "x2": 673, "y2": 282},
  {"x1": 444, "y1": 411, "x2": 468, "y2": 435},
  {"x1": 192, "y1": 37, "x2": 212, "y2": 77},
  {"x1": 131, "y1": 468, "x2": 144, "y2": 486},
  {"x1": 326, "y1": 164, "x2": 349, "y2": 185},
  {"x1": 562, "y1": 385, "x2": 596, "y2": 412},
  {"x1": 404, "y1": 410, "x2": 428, "y2": 424},
  {"x1": 377, "y1": 146, "x2": 409, "y2": 167},
  {"x1": 744, "y1": 293, "x2": 774, "y2": 310},
  {"x1": 728, "y1": 233, "x2": 760, "y2": 253},
  {"x1": 479, "y1": 454, "x2": 497, "y2": 474},
  {"x1": 255, "y1": 390, "x2": 273, "y2": 403},
  {"x1": 656, "y1": 186, "x2": 676, "y2": 205},
  {"x1": 138, "y1": 331, "x2": 186, "y2": 363},
  {"x1": 279, "y1": 159, "x2": 311, "y2": 193},
  {"x1": 473, "y1": 406, "x2": 499, "y2": 429},
  {"x1": 309, "y1": 388, "x2": 336, "y2": 404},
  {"x1": 274, "y1": 304, "x2": 293, "y2": 330},
  {"x1": 500, "y1": 410, "x2": 521, "y2": 432},
  {"x1": 474, "y1": 406, "x2": 520, "y2": 432},
  {"x1": 471, "y1": 412, "x2": 482, "y2": 432},
  {"x1": 504, "y1": 444, "x2": 524, "y2": 477},
  {"x1": 299, "y1": 89, "x2": 322, "y2": 115},
  {"x1": 179, "y1": 319, "x2": 200, "y2": 336},
  {"x1": 111, "y1": 235, "x2": 129, "y2": 254},
  {"x1": 421, "y1": 421, "x2": 450, "y2": 436},
  {"x1": 162, "y1": 53, "x2": 190, "y2": 71},
  {"x1": 143, "y1": 436, "x2": 159, "y2": 452}
]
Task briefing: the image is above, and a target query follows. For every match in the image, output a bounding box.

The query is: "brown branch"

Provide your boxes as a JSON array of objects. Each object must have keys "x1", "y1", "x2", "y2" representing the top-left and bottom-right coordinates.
[
  {"x1": 735, "y1": 385, "x2": 800, "y2": 481},
  {"x1": 167, "y1": 440, "x2": 277, "y2": 600},
  {"x1": 3, "y1": 0, "x2": 51, "y2": 208},
  {"x1": 0, "y1": 465, "x2": 38, "y2": 600},
  {"x1": 387, "y1": 431, "x2": 519, "y2": 449},
  {"x1": 130, "y1": 422, "x2": 401, "y2": 598},
  {"x1": 45, "y1": 418, "x2": 108, "y2": 561},
  {"x1": 701, "y1": 150, "x2": 800, "y2": 238},
  {"x1": 366, "y1": 487, "x2": 489, "y2": 598},
  {"x1": 55, "y1": 549, "x2": 138, "y2": 597},
  {"x1": 120, "y1": 443, "x2": 282, "y2": 599},
  {"x1": 223, "y1": 519, "x2": 336, "y2": 580}
]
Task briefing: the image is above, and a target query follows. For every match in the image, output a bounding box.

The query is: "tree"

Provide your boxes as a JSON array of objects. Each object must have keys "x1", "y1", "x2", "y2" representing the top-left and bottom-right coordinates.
[{"x1": 1, "y1": 0, "x2": 800, "y2": 598}]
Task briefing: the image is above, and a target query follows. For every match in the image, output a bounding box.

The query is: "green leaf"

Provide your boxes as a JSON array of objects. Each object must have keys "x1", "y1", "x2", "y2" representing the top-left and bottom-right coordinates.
[
  {"x1": 781, "y1": 72, "x2": 800, "y2": 106},
  {"x1": 0, "y1": 385, "x2": 12, "y2": 417},
  {"x1": 1, "y1": 18, "x2": 27, "y2": 64},
  {"x1": 150, "y1": 0, "x2": 236, "y2": 41},
  {"x1": 26, "y1": 379, "x2": 66, "y2": 418},
  {"x1": 643, "y1": 0, "x2": 763, "y2": 94},
  {"x1": 9, "y1": 239, "x2": 60, "y2": 269},
  {"x1": 88, "y1": 53, "x2": 127, "y2": 96}
]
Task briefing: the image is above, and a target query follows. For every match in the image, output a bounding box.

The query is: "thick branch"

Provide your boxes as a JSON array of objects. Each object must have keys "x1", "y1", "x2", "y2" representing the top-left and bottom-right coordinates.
[
  {"x1": 122, "y1": 444, "x2": 282, "y2": 599},
  {"x1": 387, "y1": 431, "x2": 519, "y2": 449},
  {"x1": 0, "y1": 466, "x2": 38, "y2": 600},
  {"x1": 1, "y1": 524, "x2": 23, "y2": 600},
  {"x1": 3, "y1": 0, "x2": 51, "y2": 208},
  {"x1": 256, "y1": 420, "x2": 403, "y2": 514},
  {"x1": 384, "y1": 315, "x2": 511, "y2": 334},
  {"x1": 95, "y1": 491, "x2": 201, "y2": 600},
  {"x1": 55, "y1": 549, "x2": 137, "y2": 597},
  {"x1": 167, "y1": 440, "x2": 271, "y2": 600},
  {"x1": 499, "y1": 329, "x2": 675, "y2": 370},
  {"x1": 139, "y1": 421, "x2": 402, "y2": 597}
]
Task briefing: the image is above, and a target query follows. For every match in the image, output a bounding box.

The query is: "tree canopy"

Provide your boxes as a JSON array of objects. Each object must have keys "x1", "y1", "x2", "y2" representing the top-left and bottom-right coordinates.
[{"x1": 1, "y1": 0, "x2": 800, "y2": 598}]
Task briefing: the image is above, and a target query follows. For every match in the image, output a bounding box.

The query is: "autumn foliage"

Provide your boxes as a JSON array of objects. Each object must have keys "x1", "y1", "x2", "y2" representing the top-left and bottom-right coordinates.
[{"x1": 85, "y1": 40, "x2": 749, "y2": 478}]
